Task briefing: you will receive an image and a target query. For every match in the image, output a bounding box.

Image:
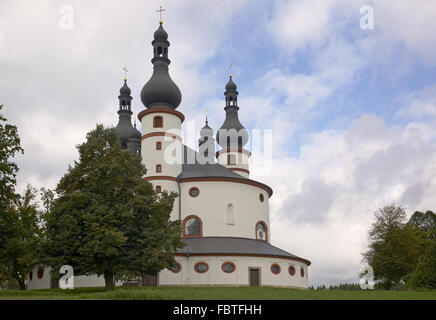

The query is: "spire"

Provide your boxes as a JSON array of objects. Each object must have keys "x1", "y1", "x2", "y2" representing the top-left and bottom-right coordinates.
[
  {"x1": 115, "y1": 79, "x2": 134, "y2": 149},
  {"x1": 199, "y1": 117, "x2": 215, "y2": 164},
  {"x1": 140, "y1": 21, "x2": 182, "y2": 109},
  {"x1": 216, "y1": 75, "x2": 249, "y2": 149}
]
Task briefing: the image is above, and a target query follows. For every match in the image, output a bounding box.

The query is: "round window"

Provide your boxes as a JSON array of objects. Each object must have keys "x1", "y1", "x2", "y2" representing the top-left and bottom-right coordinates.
[
  {"x1": 271, "y1": 264, "x2": 281, "y2": 274},
  {"x1": 189, "y1": 187, "x2": 200, "y2": 197},
  {"x1": 289, "y1": 266, "x2": 296, "y2": 276},
  {"x1": 171, "y1": 262, "x2": 182, "y2": 273},
  {"x1": 300, "y1": 267, "x2": 305, "y2": 277},
  {"x1": 222, "y1": 262, "x2": 236, "y2": 273},
  {"x1": 194, "y1": 262, "x2": 209, "y2": 273}
]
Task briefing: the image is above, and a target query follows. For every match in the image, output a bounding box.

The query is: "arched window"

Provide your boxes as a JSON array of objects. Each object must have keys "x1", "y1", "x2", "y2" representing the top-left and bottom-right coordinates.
[
  {"x1": 153, "y1": 116, "x2": 163, "y2": 128},
  {"x1": 29, "y1": 270, "x2": 33, "y2": 281},
  {"x1": 157, "y1": 46, "x2": 163, "y2": 57},
  {"x1": 37, "y1": 267, "x2": 44, "y2": 279},
  {"x1": 255, "y1": 221, "x2": 268, "y2": 241},
  {"x1": 183, "y1": 215, "x2": 202, "y2": 237},
  {"x1": 227, "y1": 204, "x2": 234, "y2": 225}
]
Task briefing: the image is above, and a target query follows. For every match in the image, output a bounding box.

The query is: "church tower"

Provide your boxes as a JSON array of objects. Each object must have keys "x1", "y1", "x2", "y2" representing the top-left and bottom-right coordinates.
[
  {"x1": 216, "y1": 75, "x2": 251, "y2": 178},
  {"x1": 198, "y1": 117, "x2": 215, "y2": 164},
  {"x1": 138, "y1": 20, "x2": 184, "y2": 219},
  {"x1": 115, "y1": 79, "x2": 141, "y2": 155}
]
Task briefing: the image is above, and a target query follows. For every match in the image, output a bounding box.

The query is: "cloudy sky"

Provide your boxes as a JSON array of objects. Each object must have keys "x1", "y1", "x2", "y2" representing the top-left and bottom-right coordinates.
[{"x1": 2, "y1": 0, "x2": 436, "y2": 286}]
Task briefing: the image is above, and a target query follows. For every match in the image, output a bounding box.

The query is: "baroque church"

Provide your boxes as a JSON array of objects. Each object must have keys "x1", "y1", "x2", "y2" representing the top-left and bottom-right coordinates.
[{"x1": 27, "y1": 20, "x2": 310, "y2": 290}]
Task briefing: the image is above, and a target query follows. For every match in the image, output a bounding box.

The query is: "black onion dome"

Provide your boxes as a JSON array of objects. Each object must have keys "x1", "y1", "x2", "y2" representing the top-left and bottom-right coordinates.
[
  {"x1": 140, "y1": 22, "x2": 182, "y2": 109},
  {"x1": 154, "y1": 22, "x2": 168, "y2": 42},
  {"x1": 120, "y1": 80, "x2": 131, "y2": 95},
  {"x1": 128, "y1": 124, "x2": 142, "y2": 140},
  {"x1": 140, "y1": 67, "x2": 182, "y2": 108},
  {"x1": 226, "y1": 76, "x2": 237, "y2": 91}
]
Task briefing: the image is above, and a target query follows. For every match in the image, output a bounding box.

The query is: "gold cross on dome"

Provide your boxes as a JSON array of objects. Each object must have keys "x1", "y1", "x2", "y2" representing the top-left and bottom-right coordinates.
[
  {"x1": 157, "y1": 6, "x2": 166, "y2": 23},
  {"x1": 122, "y1": 66, "x2": 128, "y2": 81},
  {"x1": 229, "y1": 64, "x2": 233, "y2": 77}
]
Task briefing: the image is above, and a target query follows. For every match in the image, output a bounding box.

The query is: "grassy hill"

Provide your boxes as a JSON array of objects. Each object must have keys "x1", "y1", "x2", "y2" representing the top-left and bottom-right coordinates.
[{"x1": 1, "y1": 286, "x2": 436, "y2": 300}]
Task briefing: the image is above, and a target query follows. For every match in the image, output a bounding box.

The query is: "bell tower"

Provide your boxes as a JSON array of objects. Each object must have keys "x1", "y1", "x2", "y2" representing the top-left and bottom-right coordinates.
[{"x1": 138, "y1": 18, "x2": 184, "y2": 220}]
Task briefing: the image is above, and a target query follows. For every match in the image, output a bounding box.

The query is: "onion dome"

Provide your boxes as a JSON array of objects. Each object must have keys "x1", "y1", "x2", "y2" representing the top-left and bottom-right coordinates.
[
  {"x1": 115, "y1": 79, "x2": 134, "y2": 149},
  {"x1": 127, "y1": 123, "x2": 142, "y2": 155},
  {"x1": 216, "y1": 75, "x2": 249, "y2": 149},
  {"x1": 225, "y1": 76, "x2": 237, "y2": 91},
  {"x1": 140, "y1": 22, "x2": 182, "y2": 109},
  {"x1": 119, "y1": 80, "x2": 131, "y2": 95},
  {"x1": 154, "y1": 22, "x2": 168, "y2": 42}
]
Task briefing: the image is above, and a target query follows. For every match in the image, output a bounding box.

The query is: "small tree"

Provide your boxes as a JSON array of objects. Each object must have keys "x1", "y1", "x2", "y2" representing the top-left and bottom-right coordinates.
[
  {"x1": 42, "y1": 125, "x2": 184, "y2": 290},
  {"x1": 361, "y1": 204, "x2": 420, "y2": 289}
]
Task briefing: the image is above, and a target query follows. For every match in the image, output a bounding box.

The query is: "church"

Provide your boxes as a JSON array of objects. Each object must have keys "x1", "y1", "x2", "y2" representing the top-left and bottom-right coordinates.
[{"x1": 27, "y1": 19, "x2": 310, "y2": 290}]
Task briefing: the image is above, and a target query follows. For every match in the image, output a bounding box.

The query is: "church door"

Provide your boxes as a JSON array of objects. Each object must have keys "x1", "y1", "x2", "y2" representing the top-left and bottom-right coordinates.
[{"x1": 249, "y1": 268, "x2": 260, "y2": 287}]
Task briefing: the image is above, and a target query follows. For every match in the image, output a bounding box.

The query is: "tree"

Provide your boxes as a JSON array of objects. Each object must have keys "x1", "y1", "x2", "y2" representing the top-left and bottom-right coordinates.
[
  {"x1": 407, "y1": 240, "x2": 436, "y2": 289},
  {"x1": 361, "y1": 204, "x2": 421, "y2": 289},
  {"x1": 406, "y1": 210, "x2": 436, "y2": 289},
  {"x1": 0, "y1": 105, "x2": 23, "y2": 209},
  {"x1": 0, "y1": 185, "x2": 42, "y2": 290},
  {"x1": 42, "y1": 125, "x2": 184, "y2": 291}
]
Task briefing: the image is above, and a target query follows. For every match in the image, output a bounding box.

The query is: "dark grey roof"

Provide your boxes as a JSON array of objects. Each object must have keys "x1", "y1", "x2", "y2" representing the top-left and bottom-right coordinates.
[
  {"x1": 179, "y1": 145, "x2": 247, "y2": 180},
  {"x1": 175, "y1": 237, "x2": 311, "y2": 265},
  {"x1": 178, "y1": 145, "x2": 273, "y2": 196}
]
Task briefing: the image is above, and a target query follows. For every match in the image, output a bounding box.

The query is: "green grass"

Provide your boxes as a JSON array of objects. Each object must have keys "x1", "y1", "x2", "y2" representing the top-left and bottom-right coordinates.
[{"x1": 1, "y1": 286, "x2": 436, "y2": 300}]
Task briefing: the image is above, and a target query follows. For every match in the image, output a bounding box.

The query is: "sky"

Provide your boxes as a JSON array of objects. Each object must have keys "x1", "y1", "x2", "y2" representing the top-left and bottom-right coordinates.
[{"x1": 1, "y1": 0, "x2": 436, "y2": 287}]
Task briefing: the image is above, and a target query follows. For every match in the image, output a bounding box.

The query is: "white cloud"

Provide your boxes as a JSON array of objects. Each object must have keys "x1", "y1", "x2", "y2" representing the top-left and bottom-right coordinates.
[{"x1": 252, "y1": 113, "x2": 436, "y2": 286}]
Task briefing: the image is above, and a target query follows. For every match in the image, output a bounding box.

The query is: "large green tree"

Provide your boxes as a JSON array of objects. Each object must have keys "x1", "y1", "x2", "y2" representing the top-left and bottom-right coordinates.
[
  {"x1": 42, "y1": 125, "x2": 183, "y2": 290},
  {"x1": 406, "y1": 210, "x2": 436, "y2": 289},
  {"x1": 0, "y1": 185, "x2": 42, "y2": 290},
  {"x1": 0, "y1": 105, "x2": 23, "y2": 209},
  {"x1": 361, "y1": 204, "x2": 421, "y2": 289}
]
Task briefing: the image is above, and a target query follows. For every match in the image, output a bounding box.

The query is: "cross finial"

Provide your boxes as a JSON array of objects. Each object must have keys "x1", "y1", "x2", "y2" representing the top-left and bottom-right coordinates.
[
  {"x1": 205, "y1": 108, "x2": 208, "y2": 124},
  {"x1": 157, "y1": 6, "x2": 166, "y2": 24},
  {"x1": 122, "y1": 66, "x2": 128, "y2": 81},
  {"x1": 229, "y1": 64, "x2": 232, "y2": 78}
]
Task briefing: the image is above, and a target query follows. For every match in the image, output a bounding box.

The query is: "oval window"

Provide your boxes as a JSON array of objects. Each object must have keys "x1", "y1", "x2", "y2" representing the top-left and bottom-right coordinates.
[
  {"x1": 37, "y1": 267, "x2": 44, "y2": 279},
  {"x1": 259, "y1": 193, "x2": 264, "y2": 202},
  {"x1": 289, "y1": 266, "x2": 296, "y2": 276},
  {"x1": 189, "y1": 187, "x2": 200, "y2": 197},
  {"x1": 194, "y1": 262, "x2": 209, "y2": 273},
  {"x1": 222, "y1": 262, "x2": 236, "y2": 273},
  {"x1": 171, "y1": 262, "x2": 182, "y2": 274},
  {"x1": 300, "y1": 267, "x2": 305, "y2": 277},
  {"x1": 271, "y1": 264, "x2": 281, "y2": 275}
]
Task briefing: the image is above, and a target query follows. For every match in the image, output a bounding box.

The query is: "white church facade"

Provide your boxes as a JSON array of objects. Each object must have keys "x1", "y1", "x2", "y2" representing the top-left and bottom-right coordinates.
[{"x1": 27, "y1": 20, "x2": 310, "y2": 290}]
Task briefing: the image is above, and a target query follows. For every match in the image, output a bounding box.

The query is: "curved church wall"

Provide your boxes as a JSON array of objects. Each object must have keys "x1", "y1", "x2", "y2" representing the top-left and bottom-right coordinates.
[
  {"x1": 159, "y1": 255, "x2": 309, "y2": 289},
  {"x1": 180, "y1": 180, "x2": 270, "y2": 240}
]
